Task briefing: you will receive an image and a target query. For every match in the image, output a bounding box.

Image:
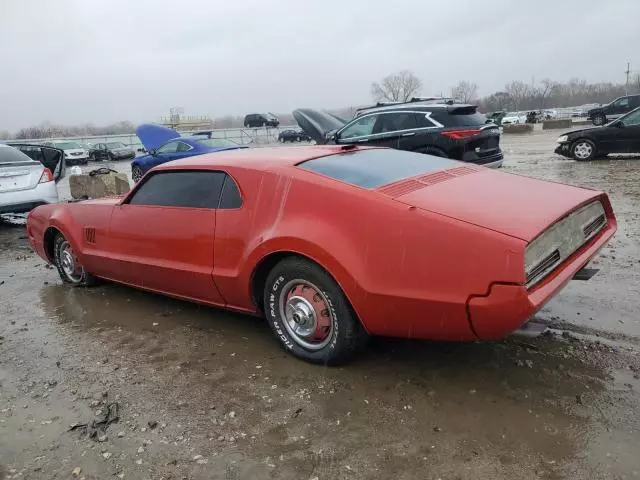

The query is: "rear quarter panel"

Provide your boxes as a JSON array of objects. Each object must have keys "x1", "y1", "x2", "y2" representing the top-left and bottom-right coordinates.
[
  {"x1": 27, "y1": 201, "x2": 116, "y2": 273},
  {"x1": 223, "y1": 167, "x2": 525, "y2": 341}
]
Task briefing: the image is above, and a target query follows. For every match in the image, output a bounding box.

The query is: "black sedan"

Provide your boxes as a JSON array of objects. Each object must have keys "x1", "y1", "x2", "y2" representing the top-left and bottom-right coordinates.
[
  {"x1": 89, "y1": 141, "x2": 136, "y2": 161},
  {"x1": 277, "y1": 129, "x2": 311, "y2": 143},
  {"x1": 555, "y1": 107, "x2": 640, "y2": 161}
]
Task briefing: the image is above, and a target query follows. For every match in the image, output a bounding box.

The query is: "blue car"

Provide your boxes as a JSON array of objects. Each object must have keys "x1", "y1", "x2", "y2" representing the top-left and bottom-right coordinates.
[{"x1": 131, "y1": 124, "x2": 245, "y2": 182}]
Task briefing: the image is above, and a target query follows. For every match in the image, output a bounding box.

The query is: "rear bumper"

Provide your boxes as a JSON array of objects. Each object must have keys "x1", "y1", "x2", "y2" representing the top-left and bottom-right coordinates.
[
  {"x1": 467, "y1": 220, "x2": 616, "y2": 339},
  {"x1": 0, "y1": 182, "x2": 58, "y2": 214},
  {"x1": 66, "y1": 156, "x2": 89, "y2": 165},
  {"x1": 465, "y1": 150, "x2": 504, "y2": 167}
]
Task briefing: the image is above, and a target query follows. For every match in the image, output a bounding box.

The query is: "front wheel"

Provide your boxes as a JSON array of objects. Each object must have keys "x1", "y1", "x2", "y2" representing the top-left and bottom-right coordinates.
[
  {"x1": 570, "y1": 139, "x2": 596, "y2": 161},
  {"x1": 592, "y1": 114, "x2": 606, "y2": 126},
  {"x1": 53, "y1": 233, "x2": 97, "y2": 286},
  {"x1": 132, "y1": 165, "x2": 143, "y2": 182},
  {"x1": 263, "y1": 257, "x2": 368, "y2": 365}
]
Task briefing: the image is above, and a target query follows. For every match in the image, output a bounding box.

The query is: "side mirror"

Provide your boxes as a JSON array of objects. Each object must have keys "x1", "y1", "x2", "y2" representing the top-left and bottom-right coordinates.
[
  {"x1": 150, "y1": 149, "x2": 157, "y2": 155},
  {"x1": 615, "y1": 122, "x2": 625, "y2": 128}
]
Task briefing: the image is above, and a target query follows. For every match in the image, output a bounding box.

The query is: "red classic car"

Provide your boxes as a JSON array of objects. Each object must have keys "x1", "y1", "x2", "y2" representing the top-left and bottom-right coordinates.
[{"x1": 27, "y1": 146, "x2": 616, "y2": 364}]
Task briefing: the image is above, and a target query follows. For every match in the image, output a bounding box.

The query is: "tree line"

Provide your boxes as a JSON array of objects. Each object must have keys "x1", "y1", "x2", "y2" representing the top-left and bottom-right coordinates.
[
  {"x1": 371, "y1": 70, "x2": 640, "y2": 112},
  {"x1": 1, "y1": 121, "x2": 137, "y2": 141}
]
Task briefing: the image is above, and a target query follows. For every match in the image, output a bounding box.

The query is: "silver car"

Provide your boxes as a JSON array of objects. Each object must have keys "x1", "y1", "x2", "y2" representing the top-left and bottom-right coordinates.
[{"x1": 0, "y1": 144, "x2": 59, "y2": 214}]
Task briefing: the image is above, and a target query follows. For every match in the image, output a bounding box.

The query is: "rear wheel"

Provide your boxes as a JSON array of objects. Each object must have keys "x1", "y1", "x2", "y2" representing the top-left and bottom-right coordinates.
[
  {"x1": 570, "y1": 139, "x2": 596, "y2": 161},
  {"x1": 53, "y1": 233, "x2": 97, "y2": 286},
  {"x1": 132, "y1": 165, "x2": 143, "y2": 182},
  {"x1": 263, "y1": 257, "x2": 368, "y2": 365}
]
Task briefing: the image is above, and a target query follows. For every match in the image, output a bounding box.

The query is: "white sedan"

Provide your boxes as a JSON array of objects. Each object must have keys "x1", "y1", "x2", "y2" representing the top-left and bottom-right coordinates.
[
  {"x1": 0, "y1": 144, "x2": 58, "y2": 214},
  {"x1": 502, "y1": 112, "x2": 527, "y2": 125},
  {"x1": 501, "y1": 112, "x2": 527, "y2": 124}
]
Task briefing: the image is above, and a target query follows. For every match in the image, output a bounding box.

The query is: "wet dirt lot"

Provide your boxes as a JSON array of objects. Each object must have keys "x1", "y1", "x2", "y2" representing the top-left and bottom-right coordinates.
[{"x1": 1, "y1": 130, "x2": 640, "y2": 479}]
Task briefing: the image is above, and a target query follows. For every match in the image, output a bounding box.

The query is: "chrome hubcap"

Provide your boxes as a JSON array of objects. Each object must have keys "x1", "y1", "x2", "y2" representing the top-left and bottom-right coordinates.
[
  {"x1": 59, "y1": 241, "x2": 83, "y2": 283},
  {"x1": 279, "y1": 280, "x2": 334, "y2": 350},
  {"x1": 132, "y1": 167, "x2": 142, "y2": 181},
  {"x1": 574, "y1": 142, "x2": 593, "y2": 159}
]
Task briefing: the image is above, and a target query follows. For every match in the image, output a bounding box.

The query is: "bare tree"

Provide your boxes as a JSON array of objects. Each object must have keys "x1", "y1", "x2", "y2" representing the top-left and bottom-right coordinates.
[
  {"x1": 451, "y1": 81, "x2": 478, "y2": 103},
  {"x1": 537, "y1": 78, "x2": 557, "y2": 109},
  {"x1": 504, "y1": 81, "x2": 532, "y2": 109},
  {"x1": 371, "y1": 70, "x2": 422, "y2": 103}
]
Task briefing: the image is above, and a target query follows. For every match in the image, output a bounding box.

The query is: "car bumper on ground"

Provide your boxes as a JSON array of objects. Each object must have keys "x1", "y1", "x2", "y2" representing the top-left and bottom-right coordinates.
[
  {"x1": 0, "y1": 182, "x2": 59, "y2": 214},
  {"x1": 66, "y1": 155, "x2": 89, "y2": 165},
  {"x1": 112, "y1": 151, "x2": 135, "y2": 160},
  {"x1": 467, "y1": 221, "x2": 616, "y2": 340},
  {"x1": 555, "y1": 144, "x2": 571, "y2": 158}
]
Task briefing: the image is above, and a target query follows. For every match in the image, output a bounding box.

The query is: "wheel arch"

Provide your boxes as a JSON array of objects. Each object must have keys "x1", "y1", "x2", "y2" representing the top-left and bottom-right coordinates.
[
  {"x1": 249, "y1": 249, "x2": 368, "y2": 333},
  {"x1": 43, "y1": 226, "x2": 63, "y2": 262}
]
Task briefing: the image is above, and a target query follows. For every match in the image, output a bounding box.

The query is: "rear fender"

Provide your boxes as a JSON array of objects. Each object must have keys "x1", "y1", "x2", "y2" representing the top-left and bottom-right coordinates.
[
  {"x1": 47, "y1": 207, "x2": 85, "y2": 261},
  {"x1": 243, "y1": 224, "x2": 367, "y2": 325}
]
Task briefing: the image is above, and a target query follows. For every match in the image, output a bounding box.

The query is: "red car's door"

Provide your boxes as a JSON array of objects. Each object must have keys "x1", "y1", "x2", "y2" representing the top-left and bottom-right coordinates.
[{"x1": 105, "y1": 170, "x2": 226, "y2": 305}]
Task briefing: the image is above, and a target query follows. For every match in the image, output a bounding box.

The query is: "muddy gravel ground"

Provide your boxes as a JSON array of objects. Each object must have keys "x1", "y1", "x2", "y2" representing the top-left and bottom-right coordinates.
[{"x1": 1, "y1": 130, "x2": 640, "y2": 480}]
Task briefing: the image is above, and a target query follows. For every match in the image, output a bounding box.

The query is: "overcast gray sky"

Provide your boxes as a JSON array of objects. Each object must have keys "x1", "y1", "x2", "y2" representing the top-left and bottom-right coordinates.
[{"x1": 1, "y1": 0, "x2": 639, "y2": 130}]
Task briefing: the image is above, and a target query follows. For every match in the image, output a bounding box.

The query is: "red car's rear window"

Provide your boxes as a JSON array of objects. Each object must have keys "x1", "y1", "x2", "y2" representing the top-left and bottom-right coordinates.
[{"x1": 298, "y1": 149, "x2": 459, "y2": 189}]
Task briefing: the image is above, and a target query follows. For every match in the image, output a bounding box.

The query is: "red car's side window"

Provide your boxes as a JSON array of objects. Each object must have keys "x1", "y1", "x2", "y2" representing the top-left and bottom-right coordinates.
[
  {"x1": 125, "y1": 170, "x2": 243, "y2": 210},
  {"x1": 128, "y1": 171, "x2": 225, "y2": 208},
  {"x1": 219, "y1": 175, "x2": 242, "y2": 209}
]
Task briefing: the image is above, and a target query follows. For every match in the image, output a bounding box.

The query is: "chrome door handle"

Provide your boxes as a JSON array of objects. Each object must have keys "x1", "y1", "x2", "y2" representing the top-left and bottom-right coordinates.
[{"x1": 401, "y1": 132, "x2": 416, "y2": 137}]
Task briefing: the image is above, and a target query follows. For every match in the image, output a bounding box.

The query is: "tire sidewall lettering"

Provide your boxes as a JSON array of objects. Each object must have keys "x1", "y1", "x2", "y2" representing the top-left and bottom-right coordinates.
[{"x1": 267, "y1": 272, "x2": 338, "y2": 353}]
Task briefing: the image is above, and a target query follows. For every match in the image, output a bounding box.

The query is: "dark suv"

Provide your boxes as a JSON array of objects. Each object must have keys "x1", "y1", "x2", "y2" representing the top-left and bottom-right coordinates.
[
  {"x1": 588, "y1": 94, "x2": 640, "y2": 126},
  {"x1": 293, "y1": 101, "x2": 503, "y2": 167},
  {"x1": 244, "y1": 113, "x2": 280, "y2": 128}
]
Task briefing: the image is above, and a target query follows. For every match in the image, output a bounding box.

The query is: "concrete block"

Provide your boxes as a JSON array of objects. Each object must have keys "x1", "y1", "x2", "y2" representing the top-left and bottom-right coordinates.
[
  {"x1": 69, "y1": 172, "x2": 130, "y2": 199},
  {"x1": 502, "y1": 124, "x2": 534, "y2": 134},
  {"x1": 542, "y1": 119, "x2": 573, "y2": 130}
]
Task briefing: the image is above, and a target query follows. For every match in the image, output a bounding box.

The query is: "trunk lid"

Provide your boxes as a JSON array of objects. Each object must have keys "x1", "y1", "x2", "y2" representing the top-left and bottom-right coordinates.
[
  {"x1": 293, "y1": 109, "x2": 346, "y2": 144},
  {"x1": 0, "y1": 162, "x2": 43, "y2": 193},
  {"x1": 384, "y1": 168, "x2": 602, "y2": 241}
]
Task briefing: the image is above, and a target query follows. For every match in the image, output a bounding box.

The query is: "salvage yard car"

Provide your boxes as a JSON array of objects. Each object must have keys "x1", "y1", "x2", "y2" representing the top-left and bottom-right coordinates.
[
  {"x1": 278, "y1": 129, "x2": 311, "y2": 143},
  {"x1": 500, "y1": 111, "x2": 527, "y2": 124},
  {"x1": 42, "y1": 140, "x2": 89, "y2": 165},
  {"x1": 588, "y1": 94, "x2": 640, "y2": 126},
  {"x1": 131, "y1": 123, "x2": 245, "y2": 181},
  {"x1": 6, "y1": 143, "x2": 66, "y2": 182},
  {"x1": 555, "y1": 106, "x2": 640, "y2": 161},
  {"x1": 294, "y1": 101, "x2": 503, "y2": 168},
  {"x1": 89, "y1": 141, "x2": 136, "y2": 162},
  {"x1": 26, "y1": 146, "x2": 616, "y2": 364},
  {"x1": 244, "y1": 113, "x2": 280, "y2": 128},
  {"x1": 0, "y1": 144, "x2": 58, "y2": 214}
]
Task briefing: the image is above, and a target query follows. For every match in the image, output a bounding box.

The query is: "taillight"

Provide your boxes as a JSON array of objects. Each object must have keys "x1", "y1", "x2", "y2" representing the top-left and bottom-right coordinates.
[
  {"x1": 39, "y1": 168, "x2": 54, "y2": 183},
  {"x1": 441, "y1": 129, "x2": 481, "y2": 140}
]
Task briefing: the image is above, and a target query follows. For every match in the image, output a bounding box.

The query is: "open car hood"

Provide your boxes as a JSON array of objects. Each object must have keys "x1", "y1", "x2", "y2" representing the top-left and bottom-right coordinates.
[
  {"x1": 136, "y1": 123, "x2": 180, "y2": 151},
  {"x1": 293, "y1": 109, "x2": 346, "y2": 144}
]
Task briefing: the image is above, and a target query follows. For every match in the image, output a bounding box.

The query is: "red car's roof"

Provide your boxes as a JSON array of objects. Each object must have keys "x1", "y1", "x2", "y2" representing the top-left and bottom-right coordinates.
[{"x1": 156, "y1": 145, "x2": 365, "y2": 171}]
